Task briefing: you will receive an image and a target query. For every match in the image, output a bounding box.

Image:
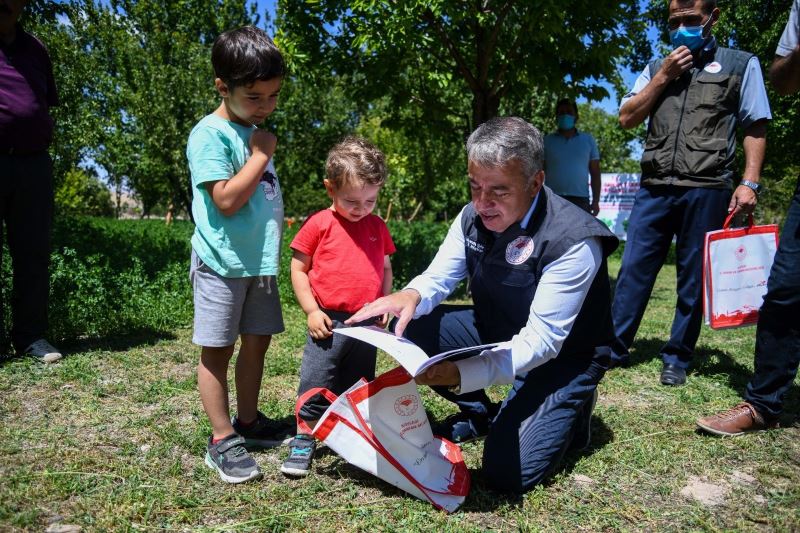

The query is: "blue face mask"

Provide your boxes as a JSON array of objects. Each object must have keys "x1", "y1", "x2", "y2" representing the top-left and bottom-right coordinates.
[
  {"x1": 557, "y1": 114, "x2": 575, "y2": 130},
  {"x1": 669, "y1": 16, "x2": 712, "y2": 51}
]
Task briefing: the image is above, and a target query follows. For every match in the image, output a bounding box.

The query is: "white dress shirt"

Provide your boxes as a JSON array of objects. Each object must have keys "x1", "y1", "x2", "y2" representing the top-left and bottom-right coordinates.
[{"x1": 406, "y1": 196, "x2": 603, "y2": 393}]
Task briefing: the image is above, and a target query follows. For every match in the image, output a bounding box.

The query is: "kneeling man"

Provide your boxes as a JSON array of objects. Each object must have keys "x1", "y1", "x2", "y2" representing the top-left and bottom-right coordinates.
[{"x1": 348, "y1": 117, "x2": 618, "y2": 493}]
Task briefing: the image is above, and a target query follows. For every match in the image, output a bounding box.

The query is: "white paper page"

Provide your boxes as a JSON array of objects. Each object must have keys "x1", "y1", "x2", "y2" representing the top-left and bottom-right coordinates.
[
  {"x1": 333, "y1": 326, "x2": 498, "y2": 377},
  {"x1": 333, "y1": 326, "x2": 429, "y2": 376}
]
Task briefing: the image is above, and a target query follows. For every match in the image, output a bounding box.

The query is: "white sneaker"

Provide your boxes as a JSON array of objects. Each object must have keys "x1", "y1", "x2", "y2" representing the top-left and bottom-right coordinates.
[{"x1": 24, "y1": 339, "x2": 63, "y2": 363}]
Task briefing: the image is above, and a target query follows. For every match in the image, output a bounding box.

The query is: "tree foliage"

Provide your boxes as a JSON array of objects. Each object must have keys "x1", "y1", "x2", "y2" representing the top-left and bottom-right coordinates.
[
  {"x1": 575, "y1": 103, "x2": 643, "y2": 173},
  {"x1": 278, "y1": 0, "x2": 647, "y2": 133},
  {"x1": 26, "y1": 0, "x2": 258, "y2": 217},
  {"x1": 55, "y1": 168, "x2": 114, "y2": 217}
]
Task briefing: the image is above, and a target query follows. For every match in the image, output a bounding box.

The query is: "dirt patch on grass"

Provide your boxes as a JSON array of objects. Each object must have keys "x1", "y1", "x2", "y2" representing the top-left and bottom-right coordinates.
[{"x1": 680, "y1": 476, "x2": 729, "y2": 506}]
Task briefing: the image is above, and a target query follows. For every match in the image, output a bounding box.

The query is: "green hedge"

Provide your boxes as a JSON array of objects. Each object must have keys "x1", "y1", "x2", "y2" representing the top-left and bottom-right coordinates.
[
  {"x1": 2, "y1": 216, "x2": 458, "y2": 346},
  {"x1": 0, "y1": 214, "x2": 639, "y2": 348}
]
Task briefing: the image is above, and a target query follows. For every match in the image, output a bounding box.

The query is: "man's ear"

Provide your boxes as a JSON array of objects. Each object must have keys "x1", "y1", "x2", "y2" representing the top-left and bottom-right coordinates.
[
  {"x1": 709, "y1": 7, "x2": 720, "y2": 30},
  {"x1": 530, "y1": 169, "x2": 545, "y2": 196},
  {"x1": 214, "y1": 78, "x2": 229, "y2": 98}
]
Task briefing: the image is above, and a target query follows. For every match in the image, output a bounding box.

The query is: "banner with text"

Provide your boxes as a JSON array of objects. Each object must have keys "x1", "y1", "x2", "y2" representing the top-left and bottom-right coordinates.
[{"x1": 594, "y1": 173, "x2": 640, "y2": 240}]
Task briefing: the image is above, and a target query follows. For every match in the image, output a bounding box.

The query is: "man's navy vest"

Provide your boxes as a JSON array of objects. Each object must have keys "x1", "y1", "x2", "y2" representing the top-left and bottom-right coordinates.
[
  {"x1": 461, "y1": 186, "x2": 618, "y2": 357},
  {"x1": 641, "y1": 44, "x2": 753, "y2": 189}
]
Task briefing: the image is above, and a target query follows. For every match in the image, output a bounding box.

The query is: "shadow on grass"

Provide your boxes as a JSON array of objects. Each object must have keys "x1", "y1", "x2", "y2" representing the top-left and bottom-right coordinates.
[
  {"x1": 0, "y1": 328, "x2": 179, "y2": 367},
  {"x1": 624, "y1": 337, "x2": 752, "y2": 378},
  {"x1": 314, "y1": 414, "x2": 613, "y2": 513},
  {"x1": 627, "y1": 337, "x2": 800, "y2": 428}
]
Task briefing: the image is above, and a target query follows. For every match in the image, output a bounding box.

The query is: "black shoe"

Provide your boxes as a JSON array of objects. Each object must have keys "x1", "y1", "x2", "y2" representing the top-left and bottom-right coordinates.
[
  {"x1": 432, "y1": 412, "x2": 490, "y2": 445},
  {"x1": 660, "y1": 364, "x2": 687, "y2": 386},
  {"x1": 232, "y1": 411, "x2": 294, "y2": 449},
  {"x1": 571, "y1": 389, "x2": 599, "y2": 451},
  {"x1": 609, "y1": 355, "x2": 631, "y2": 369}
]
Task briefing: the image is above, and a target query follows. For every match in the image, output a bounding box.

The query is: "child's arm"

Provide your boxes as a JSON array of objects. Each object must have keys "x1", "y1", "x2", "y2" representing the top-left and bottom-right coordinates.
[
  {"x1": 290, "y1": 250, "x2": 333, "y2": 339},
  {"x1": 375, "y1": 255, "x2": 393, "y2": 329},
  {"x1": 382, "y1": 255, "x2": 393, "y2": 296},
  {"x1": 205, "y1": 129, "x2": 277, "y2": 216}
]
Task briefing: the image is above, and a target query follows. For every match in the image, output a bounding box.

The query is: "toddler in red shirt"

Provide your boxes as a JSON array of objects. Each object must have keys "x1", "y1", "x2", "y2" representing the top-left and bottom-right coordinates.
[{"x1": 282, "y1": 137, "x2": 395, "y2": 477}]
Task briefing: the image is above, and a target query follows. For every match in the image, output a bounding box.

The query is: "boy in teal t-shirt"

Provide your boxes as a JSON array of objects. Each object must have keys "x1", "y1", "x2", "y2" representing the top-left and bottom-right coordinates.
[{"x1": 186, "y1": 26, "x2": 290, "y2": 484}]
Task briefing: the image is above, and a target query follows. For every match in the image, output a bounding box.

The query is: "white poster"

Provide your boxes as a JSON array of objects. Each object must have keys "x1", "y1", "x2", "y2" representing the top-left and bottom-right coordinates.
[{"x1": 594, "y1": 173, "x2": 640, "y2": 240}]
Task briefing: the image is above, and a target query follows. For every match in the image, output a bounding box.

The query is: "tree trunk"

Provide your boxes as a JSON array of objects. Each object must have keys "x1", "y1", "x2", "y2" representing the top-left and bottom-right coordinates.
[{"x1": 471, "y1": 90, "x2": 500, "y2": 129}]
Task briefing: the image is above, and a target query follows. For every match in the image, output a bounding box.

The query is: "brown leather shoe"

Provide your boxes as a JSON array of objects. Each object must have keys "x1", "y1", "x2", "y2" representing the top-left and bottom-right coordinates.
[{"x1": 696, "y1": 402, "x2": 779, "y2": 436}]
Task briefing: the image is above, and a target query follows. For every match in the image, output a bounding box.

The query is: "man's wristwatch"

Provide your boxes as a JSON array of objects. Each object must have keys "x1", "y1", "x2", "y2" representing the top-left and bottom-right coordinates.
[{"x1": 740, "y1": 179, "x2": 762, "y2": 195}]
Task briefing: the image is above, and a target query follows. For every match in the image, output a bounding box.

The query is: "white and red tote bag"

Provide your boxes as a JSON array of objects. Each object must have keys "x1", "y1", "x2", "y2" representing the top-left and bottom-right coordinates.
[
  {"x1": 703, "y1": 213, "x2": 779, "y2": 329},
  {"x1": 296, "y1": 367, "x2": 470, "y2": 513}
]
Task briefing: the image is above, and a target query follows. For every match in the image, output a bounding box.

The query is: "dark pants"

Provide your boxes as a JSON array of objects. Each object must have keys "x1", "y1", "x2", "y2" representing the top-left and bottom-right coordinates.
[
  {"x1": 744, "y1": 179, "x2": 800, "y2": 419},
  {"x1": 610, "y1": 185, "x2": 730, "y2": 368},
  {"x1": 0, "y1": 152, "x2": 54, "y2": 353},
  {"x1": 560, "y1": 195, "x2": 591, "y2": 213},
  {"x1": 297, "y1": 310, "x2": 378, "y2": 421},
  {"x1": 404, "y1": 305, "x2": 607, "y2": 493}
]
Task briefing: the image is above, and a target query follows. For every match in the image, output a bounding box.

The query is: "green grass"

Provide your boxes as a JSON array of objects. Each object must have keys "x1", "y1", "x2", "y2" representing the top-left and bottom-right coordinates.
[{"x1": 1, "y1": 258, "x2": 798, "y2": 531}]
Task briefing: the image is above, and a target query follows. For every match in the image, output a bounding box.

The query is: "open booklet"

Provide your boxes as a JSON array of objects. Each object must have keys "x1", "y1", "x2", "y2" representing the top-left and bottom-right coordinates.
[{"x1": 333, "y1": 326, "x2": 498, "y2": 377}]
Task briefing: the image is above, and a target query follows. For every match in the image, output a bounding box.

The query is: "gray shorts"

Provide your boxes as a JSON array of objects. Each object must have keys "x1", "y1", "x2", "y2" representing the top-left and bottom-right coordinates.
[{"x1": 190, "y1": 250, "x2": 284, "y2": 347}]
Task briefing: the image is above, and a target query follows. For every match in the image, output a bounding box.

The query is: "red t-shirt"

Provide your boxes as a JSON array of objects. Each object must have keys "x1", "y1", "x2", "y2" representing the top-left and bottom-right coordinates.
[{"x1": 290, "y1": 209, "x2": 396, "y2": 314}]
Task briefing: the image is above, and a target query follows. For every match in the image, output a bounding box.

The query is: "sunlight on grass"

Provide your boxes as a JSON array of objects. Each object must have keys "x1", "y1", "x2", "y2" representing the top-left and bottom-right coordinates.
[{"x1": 1, "y1": 261, "x2": 798, "y2": 531}]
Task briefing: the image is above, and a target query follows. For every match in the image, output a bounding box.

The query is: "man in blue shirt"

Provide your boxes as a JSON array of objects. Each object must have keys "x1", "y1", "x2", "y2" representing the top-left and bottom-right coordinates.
[
  {"x1": 543, "y1": 98, "x2": 601, "y2": 215},
  {"x1": 610, "y1": 0, "x2": 771, "y2": 386},
  {"x1": 697, "y1": 0, "x2": 800, "y2": 436}
]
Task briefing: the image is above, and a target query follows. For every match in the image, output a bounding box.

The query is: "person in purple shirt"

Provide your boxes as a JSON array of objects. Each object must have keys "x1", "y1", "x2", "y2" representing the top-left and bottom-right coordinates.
[{"x1": 0, "y1": 0, "x2": 62, "y2": 362}]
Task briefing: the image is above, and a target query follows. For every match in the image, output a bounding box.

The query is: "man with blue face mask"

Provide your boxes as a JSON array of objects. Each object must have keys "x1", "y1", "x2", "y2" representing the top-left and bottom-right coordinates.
[
  {"x1": 609, "y1": 0, "x2": 772, "y2": 386},
  {"x1": 543, "y1": 98, "x2": 602, "y2": 215}
]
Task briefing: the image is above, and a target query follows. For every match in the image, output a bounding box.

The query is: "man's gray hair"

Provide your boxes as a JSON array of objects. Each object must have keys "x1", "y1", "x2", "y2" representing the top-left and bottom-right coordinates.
[{"x1": 466, "y1": 117, "x2": 544, "y2": 184}]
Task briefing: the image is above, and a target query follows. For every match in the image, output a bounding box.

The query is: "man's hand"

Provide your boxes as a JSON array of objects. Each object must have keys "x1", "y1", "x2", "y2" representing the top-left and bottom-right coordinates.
[
  {"x1": 345, "y1": 289, "x2": 421, "y2": 337},
  {"x1": 659, "y1": 46, "x2": 694, "y2": 81},
  {"x1": 590, "y1": 199, "x2": 600, "y2": 216},
  {"x1": 307, "y1": 309, "x2": 333, "y2": 340},
  {"x1": 374, "y1": 313, "x2": 390, "y2": 329},
  {"x1": 728, "y1": 185, "x2": 758, "y2": 216},
  {"x1": 415, "y1": 361, "x2": 460, "y2": 387},
  {"x1": 250, "y1": 129, "x2": 277, "y2": 159}
]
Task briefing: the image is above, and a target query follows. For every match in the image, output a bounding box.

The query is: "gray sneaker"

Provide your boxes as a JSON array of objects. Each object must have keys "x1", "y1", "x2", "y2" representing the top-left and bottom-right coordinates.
[
  {"x1": 231, "y1": 411, "x2": 293, "y2": 449},
  {"x1": 280, "y1": 434, "x2": 316, "y2": 477},
  {"x1": 24, "y1": 339, "x2": 62, "y2": 363},
  {"x1": 205, "y1": 434, "x2": 262, "y2": 483}
]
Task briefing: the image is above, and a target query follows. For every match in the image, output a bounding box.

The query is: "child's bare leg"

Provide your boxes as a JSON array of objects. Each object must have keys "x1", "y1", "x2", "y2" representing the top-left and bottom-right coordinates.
[
  {"x1": 235, "y1": 334, "x2": 271, "y2": 423},
  {"x1": 198, "y1": 345, "x2": 236, "y2": 440}
]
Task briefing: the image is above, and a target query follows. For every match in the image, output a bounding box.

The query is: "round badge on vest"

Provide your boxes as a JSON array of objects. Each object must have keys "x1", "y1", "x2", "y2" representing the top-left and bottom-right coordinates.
[
  {"x1": 505, "y1": 236, "x2": 535, "y2": 265},
  {"x1": 704, "y1": 61, "x2": 722, "y2": 74}
]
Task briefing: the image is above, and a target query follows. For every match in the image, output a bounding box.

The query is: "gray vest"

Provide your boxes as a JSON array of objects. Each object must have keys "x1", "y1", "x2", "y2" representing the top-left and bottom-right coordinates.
[
  {"x1": 461, "y1": 187, "x2": 618, "y2": 357},
  {"x1": 640, "y1": 45, "x2": 753, "y2": 189}
]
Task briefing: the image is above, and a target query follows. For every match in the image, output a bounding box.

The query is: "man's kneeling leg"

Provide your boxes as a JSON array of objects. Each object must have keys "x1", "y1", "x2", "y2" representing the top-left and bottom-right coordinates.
[{"x1": 481, "y1": 356, "x2": 603, "y2": 493}]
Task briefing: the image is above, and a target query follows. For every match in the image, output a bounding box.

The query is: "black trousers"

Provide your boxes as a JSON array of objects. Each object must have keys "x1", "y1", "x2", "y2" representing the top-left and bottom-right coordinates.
[
  {"x1": 745, "y1": 178, "x2": 800, "y2": 418},
  {"x1": 0, "y1": 152, "x2": 54, "y2": 352},
  {"x1": 404, "y1": 305, "x2": 607, "y2": 493}
]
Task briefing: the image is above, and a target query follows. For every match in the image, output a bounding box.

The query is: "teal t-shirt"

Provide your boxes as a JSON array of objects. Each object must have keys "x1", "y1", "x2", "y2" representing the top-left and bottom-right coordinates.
[
  {"x1": 187, "y1": 114, "x2": 284, "y2": 277},
  {"x1": 543, "y1": 130, "x2": 600, "y2": 198}
]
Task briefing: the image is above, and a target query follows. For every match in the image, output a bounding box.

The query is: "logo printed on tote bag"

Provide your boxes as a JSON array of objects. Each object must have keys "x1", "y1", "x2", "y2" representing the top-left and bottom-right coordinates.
[
  {"x1": 394, "y1": 394, "x2": 419, "y2": 416},
  {"x1": 735, "y1": 244, "x2": 748, "y2": 262},
  {"x1": 505, "y1": 236, "x2": 534, "y2": 265}
]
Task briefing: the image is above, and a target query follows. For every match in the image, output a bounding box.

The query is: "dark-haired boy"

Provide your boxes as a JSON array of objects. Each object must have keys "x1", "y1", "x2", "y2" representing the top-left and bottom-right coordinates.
[{"x1": 187, "y1": 26, "x2": 290, "y2": 484}]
